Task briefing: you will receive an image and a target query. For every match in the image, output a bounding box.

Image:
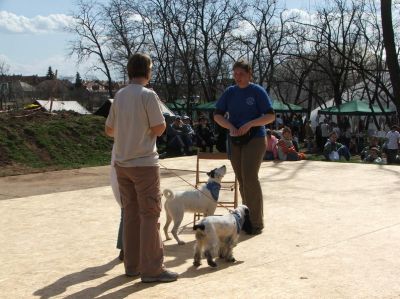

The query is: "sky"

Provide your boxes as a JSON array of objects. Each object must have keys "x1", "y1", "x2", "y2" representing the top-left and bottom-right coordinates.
[{"x1": 0, "y1": 0, "x2": 314, "y2": 81}]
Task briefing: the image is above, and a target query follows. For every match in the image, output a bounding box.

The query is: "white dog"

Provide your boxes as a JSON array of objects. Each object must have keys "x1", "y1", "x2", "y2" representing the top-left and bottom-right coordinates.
[
  {"x1": 193, "y1": 205, "x2": 252, "y2": 267},
  {"x1": 163, "y1": 165, "x2": 227, "y2": 245}
]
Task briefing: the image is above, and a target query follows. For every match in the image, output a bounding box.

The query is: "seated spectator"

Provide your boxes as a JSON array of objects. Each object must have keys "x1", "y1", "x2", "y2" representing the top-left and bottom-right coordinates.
[
  {"x1": 277, "y1": 127, "x2": 306, "y2": 161},
  {"x1": 363, "y1": 147, "x2": 383, "y2": 164},
  {"x1": 264, "y1": 129, "x2": 278, "y2": 160},
  {"x1": 182, "y1": 115, "x2": 195, "y2": 143},
  {"x1": 360, "y1": 137, "x2": 382, "y2": 161},
  {"x1": 167, "y1": 116, "x2": 193, "y2": 155},
  {"x1": 194, "y1": 116, "x2": 215, "y2": 152},
  {"x1": 323, "y1": 131, "x2": 351, "y2": 161}
]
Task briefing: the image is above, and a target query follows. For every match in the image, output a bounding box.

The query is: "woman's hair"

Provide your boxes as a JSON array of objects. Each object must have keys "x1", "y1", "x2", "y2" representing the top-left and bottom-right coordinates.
[
  {"x1": 282, "y1": 126, "x2": 292, "y2": 134},
  {"x1": 127, "y1": 53, "x2": 152, "y2": 79},
  {"x1": 233, "y1": 59, "x2": 252, "y2": 74}
]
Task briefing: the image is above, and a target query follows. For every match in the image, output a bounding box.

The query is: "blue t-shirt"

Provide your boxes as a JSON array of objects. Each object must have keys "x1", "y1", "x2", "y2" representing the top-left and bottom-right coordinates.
[{"x1": 216, "y1": 83, "x2": 273, "y2": 137}]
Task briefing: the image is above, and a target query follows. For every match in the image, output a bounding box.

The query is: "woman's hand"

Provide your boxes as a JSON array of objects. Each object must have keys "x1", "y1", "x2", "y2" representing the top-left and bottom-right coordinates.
[
  {"x1": 238, "y1": 122, "x2": 252, "y2": 136},
  {"x1": 229, "y1": 127, "x2": 239, "y2": 136}
]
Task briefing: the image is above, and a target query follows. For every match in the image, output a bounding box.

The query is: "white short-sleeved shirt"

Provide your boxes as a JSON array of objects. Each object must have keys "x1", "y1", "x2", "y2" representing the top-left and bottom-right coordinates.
[
  {"x1": 386, "y1": 130, "x2": 400, "y2": 150},
  {"x1": 106, "y1": 84, "x2": 165, "y2": 167}
]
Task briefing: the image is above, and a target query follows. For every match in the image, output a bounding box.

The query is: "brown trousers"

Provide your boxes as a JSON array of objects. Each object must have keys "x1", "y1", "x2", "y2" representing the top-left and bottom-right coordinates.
[
  {"x1": 115, "y1": 165, "x2": 165, "y2": 277},
  {"x1": 230, "y1": 136, "x2": 266, "y2": 229}
]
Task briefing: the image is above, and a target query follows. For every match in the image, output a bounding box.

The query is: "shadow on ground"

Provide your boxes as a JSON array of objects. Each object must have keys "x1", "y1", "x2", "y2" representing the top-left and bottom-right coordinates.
[{"x1": 33, "y1": 258, "x2": 121, "y2": 299}]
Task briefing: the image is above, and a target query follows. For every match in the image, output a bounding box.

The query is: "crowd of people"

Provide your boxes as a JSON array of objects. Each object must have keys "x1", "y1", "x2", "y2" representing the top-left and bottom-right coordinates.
[
  {"x1": 158, "y1": 114, "x2": 217, "y2": 156},
  {"x1": 158, "y1": 110, "x2": 400, "y2": 165}
]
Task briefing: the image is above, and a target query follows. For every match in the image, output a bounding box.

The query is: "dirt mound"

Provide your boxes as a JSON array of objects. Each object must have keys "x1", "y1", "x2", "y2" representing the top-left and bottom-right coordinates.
[{"x1": 0, "y1": 110, "x2": 112, "y2": 176}]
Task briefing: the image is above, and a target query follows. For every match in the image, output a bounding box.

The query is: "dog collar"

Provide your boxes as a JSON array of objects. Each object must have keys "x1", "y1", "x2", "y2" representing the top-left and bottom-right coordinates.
[
  {"x1": 206, "y1": 182, "x2": 221, "y2": 201},
  {"x1": 232, "y1": 211, "x2": 241, "y2": 234}
]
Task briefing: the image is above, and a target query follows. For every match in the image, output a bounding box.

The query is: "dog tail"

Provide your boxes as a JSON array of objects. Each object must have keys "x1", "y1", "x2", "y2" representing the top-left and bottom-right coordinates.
[
  {"x1": 163, "y1": 189, "x2": 175, "y2": 200},
  {"x1": 193, "y1": 224, "x2": 205, "y2": 231}
]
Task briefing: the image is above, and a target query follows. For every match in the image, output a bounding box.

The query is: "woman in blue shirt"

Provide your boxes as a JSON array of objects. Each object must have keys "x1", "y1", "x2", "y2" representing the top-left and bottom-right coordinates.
[{"x1": 214, "y1": 59, "x2": 275, "y2": 234}]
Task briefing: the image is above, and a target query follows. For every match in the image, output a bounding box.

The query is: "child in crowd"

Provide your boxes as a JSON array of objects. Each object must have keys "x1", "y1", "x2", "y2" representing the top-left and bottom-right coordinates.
[
  {"x1": 277, "y1": 127, "x2": 306, "y2": 161},
  {"x1": 323, "y1": 131, "x2": 351, "y2": 161}
]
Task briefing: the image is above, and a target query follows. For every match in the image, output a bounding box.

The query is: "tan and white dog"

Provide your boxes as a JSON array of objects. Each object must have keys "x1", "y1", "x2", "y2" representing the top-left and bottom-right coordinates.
[
  {"x1": 163, "y1": 165, "x2": 227, "y2": 245},
  {"x1": 192, "y1": 205, "x2": 252, "y2": 267}
]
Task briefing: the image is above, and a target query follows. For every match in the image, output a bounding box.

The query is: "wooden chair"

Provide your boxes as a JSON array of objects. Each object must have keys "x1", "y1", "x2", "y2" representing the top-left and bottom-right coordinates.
[{"x1": 194, "y1": 152, "x2": 238, "y2": 223}]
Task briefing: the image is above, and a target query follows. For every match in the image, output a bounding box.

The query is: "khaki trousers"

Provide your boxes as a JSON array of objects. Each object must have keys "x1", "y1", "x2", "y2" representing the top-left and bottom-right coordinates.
[
  {"x1": 115, "y1": 165, "x2": 165, "y2": 277},
  {"x1": 230, "y1": 137, "x2": 266, "y2": 229}
]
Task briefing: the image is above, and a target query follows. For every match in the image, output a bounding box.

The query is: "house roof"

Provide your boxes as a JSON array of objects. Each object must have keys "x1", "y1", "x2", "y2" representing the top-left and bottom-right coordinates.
[{"x1": 35, "y1": 100, "x2": 91, "y2": 115}]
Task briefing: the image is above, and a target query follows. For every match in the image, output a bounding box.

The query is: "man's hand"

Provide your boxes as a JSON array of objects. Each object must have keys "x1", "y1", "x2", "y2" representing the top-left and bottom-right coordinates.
[{"x1": 105, "y1": 125, "x2": 114, "y2": 137}]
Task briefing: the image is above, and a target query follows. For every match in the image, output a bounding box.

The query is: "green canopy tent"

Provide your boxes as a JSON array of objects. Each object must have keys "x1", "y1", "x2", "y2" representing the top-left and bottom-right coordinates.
[
  {"x1": 193, "y1": 101, "x2": 217, "y2": 111},
  {"x1": 272, "y1": 100, "x2": 306, "y2": 113},
  {"x1": 318, "y1": 100, "x2": 396, "y2": 116},
  {"x1": 193, "y1": 99, "x2": 306, "y2": 113}
]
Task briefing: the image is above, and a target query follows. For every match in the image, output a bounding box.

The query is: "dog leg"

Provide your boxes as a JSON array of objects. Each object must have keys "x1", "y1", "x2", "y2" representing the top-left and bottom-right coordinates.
[
  {"x1": 224, "y1": 238, "x2": 236, "y2": 262},
  {"x1": 163, "y1": 209, "x2": 172, "y2": 241},
  {"x1": 193, "y1": 242, "x2": 202, "y2": 267},
  {"x1": 225, "y1": 247, "x2": 235, "y2": 263},
  {"x1": 171, "y1": 217, "x2": 185, "y2": 245},
  {"x1": 218, "y1": 243, "x2": 227, "y2": 259},
  {"x1": 204, "y1": 250, "x2": 217, "y2": 267}
]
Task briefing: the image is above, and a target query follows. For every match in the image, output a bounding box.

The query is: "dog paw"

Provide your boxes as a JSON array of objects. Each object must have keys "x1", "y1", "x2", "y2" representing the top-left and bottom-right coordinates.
[
  {"x1": 178, "y1": 240, "x2": 186, "y2": 245},
  {"x1": 226, "y1": 257, "x2": 236, "y2": 263},
  {"x1": 207, "y1": 260, "x2": 217, "y2": 267},
  {"x1": 193, "y1": 260, "x2": 201, "y2": 267}
]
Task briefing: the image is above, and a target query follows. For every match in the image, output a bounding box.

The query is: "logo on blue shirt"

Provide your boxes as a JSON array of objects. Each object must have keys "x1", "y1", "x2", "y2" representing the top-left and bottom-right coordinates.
[{"x1": 245, "y1": 97, "x2": 255, "y2": 105}]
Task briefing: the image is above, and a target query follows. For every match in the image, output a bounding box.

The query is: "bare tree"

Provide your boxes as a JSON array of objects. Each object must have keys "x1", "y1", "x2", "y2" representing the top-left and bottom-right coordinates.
[
  {"x1": 104, "y1": 0, "x2": 148, "y2": 82},
  {"x1": 236, "y1": 0, "x2": 297, "y2": 92},
  {"x1": 381, "y1": 0, "x2": 400, "y2": 121},
  {"x1": 192, "y1": 0, "x2": 243, "y2": 102},
  {"x1": 0, "y1": 60, "x2": 10, "y2": 77},
  {"x1": 68, "y1": 0, "x2": 114, "y2": 98}
]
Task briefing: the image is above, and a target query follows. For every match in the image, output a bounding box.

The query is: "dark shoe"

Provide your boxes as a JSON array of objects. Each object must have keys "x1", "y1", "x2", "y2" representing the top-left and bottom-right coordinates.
[
  {"x1": 141, "y1": 270, "x2": 179, "y2": 283},
  {"x1": 118, "y1": 250, "x2": 124, "y2": 261},
  {"x1": 125, "y1": 271, "x2": 140, "y2": 277}
]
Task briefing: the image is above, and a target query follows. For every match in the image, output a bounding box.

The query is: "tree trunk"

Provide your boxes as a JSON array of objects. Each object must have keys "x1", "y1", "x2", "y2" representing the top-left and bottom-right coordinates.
[{"x1": 381, "y1": 0, "x2": 400, "y2": 123}]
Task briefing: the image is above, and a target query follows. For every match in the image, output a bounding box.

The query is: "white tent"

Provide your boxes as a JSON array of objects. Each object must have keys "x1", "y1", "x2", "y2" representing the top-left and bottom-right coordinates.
[{"x1": 36, "y1": 100, "x2": 91, "y2": 115}]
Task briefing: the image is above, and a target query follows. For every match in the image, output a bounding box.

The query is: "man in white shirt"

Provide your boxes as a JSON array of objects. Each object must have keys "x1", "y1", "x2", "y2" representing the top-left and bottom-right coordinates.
[
  {"x1": 385, "y1": 125, "x2": 400, "y2": 164},
  {"x1": 105, "y1": 53, "x2": 178, "y2": 283}
]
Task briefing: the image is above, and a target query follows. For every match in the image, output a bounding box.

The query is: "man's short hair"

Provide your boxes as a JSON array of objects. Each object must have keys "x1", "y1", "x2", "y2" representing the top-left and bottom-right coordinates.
[{"x1": 127, "y1": 53, "x2": 152, "y2": 80}]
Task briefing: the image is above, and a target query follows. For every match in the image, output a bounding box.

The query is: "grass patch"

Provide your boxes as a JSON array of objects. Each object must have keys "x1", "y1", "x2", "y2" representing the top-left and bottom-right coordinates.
[{"x1": 0, "y1": 112, "x2": 113, "y2": 175}]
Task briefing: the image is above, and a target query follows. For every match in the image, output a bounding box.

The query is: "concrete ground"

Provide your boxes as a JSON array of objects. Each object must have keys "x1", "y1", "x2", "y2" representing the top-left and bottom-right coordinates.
[{"x1": 0, "y1": 157, "x2": 400, "y2": 298}]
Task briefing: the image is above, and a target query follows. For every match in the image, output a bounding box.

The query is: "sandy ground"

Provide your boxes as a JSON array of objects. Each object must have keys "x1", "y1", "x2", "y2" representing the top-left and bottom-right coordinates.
[{"x1": 1, "y1": 157, "x2": 400, "y2": 298}]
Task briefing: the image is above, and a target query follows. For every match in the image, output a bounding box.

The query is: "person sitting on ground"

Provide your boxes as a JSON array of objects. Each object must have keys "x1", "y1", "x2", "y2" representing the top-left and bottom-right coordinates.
[
  {"x1": 167, "y1": 115, "x2": 193, "y2": 155},
  {"x1": 182, "y1": 115, "x2": 195, "y2": 140},
  {"x1": 323, "y1": 131, "x2": 351, "y2": 161},
  {"x1": 360, "y1": 136, "x2": 382, "y2": 163},
  {"x1": 363, "y1": 147, "x2": 383, "y2": 164},
  {"x1": 264, "y1": 129, "x2": 278, "y2": 160},
  {"x1": 277, "y1": 126, "x2": 306, "y2": 161},
  {"x1": 194, "y1": 116, "x2": 215, "y2": 152}
]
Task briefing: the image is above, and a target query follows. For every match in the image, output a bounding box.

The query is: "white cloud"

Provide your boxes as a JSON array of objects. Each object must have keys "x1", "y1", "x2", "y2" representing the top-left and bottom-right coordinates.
[
  {"x1": 0, "y1": 11, "x2": 74, "y2": 34},
  {"x1": 1, "y1": 52, "x2": 116, "y2": 80}
]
